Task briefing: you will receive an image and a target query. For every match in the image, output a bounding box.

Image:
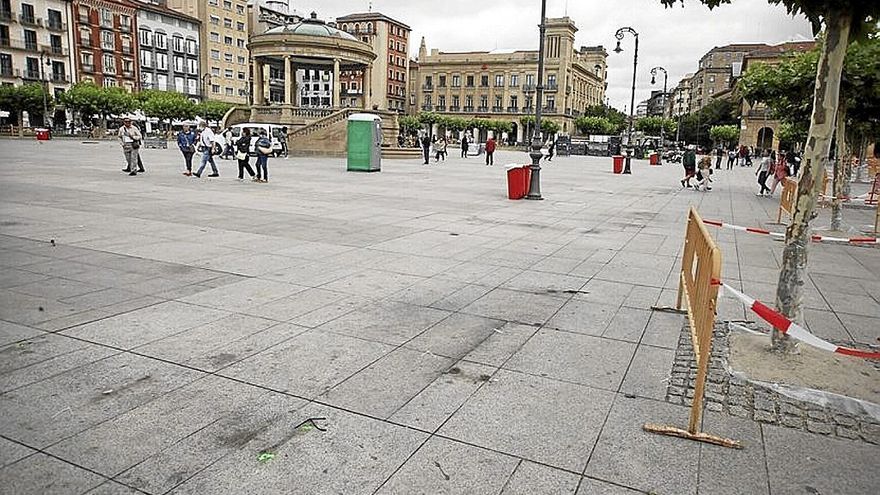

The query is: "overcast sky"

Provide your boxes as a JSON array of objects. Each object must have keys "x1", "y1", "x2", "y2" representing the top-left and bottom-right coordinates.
[{"x1": 288, "y1": 0, "x2": 814, "y2": 111}]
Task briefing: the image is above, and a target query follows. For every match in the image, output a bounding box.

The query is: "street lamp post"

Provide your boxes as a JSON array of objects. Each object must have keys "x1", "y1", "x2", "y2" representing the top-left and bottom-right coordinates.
[
  {"x1": 675, "y1": 88, "x2": 684, "y2": 145},
  {"x1": 614, "y1": 27, "x2": 638, "y2": 174},
  {"x1": 525, "y1": 0, "x2": 547, "y2": 200},
  {"x1": 201, "y1": 74, "x2": 212, "y2": 100},
  {"x1": 650, "y1": 66, "x2": 667, "y2": 163},
  {"x1": 39, "y1": 51, "x2": 50, "y2": 129}
]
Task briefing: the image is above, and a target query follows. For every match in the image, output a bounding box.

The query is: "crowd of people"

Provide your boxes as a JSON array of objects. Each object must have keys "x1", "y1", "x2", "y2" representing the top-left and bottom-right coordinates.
[
  {"x1": 678, "y1": 143, "x2": 802, "y2": 195},
  {"x1": 117, "y1": 120, "x2": 274, "y2": 183}
]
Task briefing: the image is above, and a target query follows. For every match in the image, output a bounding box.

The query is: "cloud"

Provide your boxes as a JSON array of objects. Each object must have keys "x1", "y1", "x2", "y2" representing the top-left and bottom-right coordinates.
[{"x1": 290, "y1": 0, "x2": 814, "y2": 110}]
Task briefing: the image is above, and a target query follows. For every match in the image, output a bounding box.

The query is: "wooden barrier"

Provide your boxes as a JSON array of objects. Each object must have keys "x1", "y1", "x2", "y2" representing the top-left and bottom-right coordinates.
[
  {"x1": 776, "y1": 177, "x2": 798, "y2": 224},
  {"x1": 874, "y1": 201, "x2": 879, "y2": 236},
  {"x1": 644, "y1": 207, "x2": 741, "y2": 448}
]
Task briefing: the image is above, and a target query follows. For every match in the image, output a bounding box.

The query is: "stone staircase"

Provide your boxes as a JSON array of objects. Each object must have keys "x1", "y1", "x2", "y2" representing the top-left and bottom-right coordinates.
[{"x1": 287, "y1": 108, "x2": 357, "y2": 142}]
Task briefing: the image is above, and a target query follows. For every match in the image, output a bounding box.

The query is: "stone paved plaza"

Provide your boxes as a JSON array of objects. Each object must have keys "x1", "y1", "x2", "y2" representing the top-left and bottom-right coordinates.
[{"x1": 1, "y1": 139, "x2": 878, "y2": 494}]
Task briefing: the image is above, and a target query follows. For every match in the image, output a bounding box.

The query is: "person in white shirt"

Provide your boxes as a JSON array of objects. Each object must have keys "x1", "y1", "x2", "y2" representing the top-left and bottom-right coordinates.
[
  {"x1": 194, "y1": 122, "x2": 219, "y2": 178},
  {"x1": 117, "y1": 118, "x2": 143, "y2": 176},
  {"x1": 755, "y1": 150, "x2": 772, "y2": 196}
]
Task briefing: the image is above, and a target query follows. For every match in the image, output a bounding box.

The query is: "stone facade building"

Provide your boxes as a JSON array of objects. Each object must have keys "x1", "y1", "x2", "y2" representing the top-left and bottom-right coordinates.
[
  {"x1": 167, "y1": 0, "x2": 248, "y2": 103},
  {"x1": 689, "y1": 43, "x2": 767, "y2": 111},
  {"x1": 336, "y1": 12, "x2": 410, "y2": 113},
  {"x1": 408, "y1": 17, "x2": 607, "y2": 142},
  {"x1": 134, "y1": 0, "x2": 200, "y2": 99},
  {"x1": 737, "y1": 41, "x2": 815, "y2": 150},
  {"x1": 248, "y1": 0, "x2": 299, "y2": 36},
  {"x1": 668, "y1": 73, "x2": 693, "y2": 117},
  {"x1": 0, "y1": 0, "x2": 77, "y2": 126}
]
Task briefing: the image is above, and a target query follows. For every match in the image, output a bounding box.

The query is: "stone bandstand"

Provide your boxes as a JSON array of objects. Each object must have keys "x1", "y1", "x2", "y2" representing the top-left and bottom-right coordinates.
[{"x1": 229, "y1": 13, "x2": 408, "y2": 156}]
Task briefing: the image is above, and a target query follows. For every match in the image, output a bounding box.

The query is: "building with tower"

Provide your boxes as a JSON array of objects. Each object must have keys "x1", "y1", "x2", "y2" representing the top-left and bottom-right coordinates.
[{"x1": 408, "y1": 17, "x2": 607, "y2": 142}]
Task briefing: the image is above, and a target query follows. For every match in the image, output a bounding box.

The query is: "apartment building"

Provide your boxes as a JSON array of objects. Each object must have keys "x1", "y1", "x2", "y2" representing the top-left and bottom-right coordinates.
[
  {"x1": 72, "y1": 0, "x2": 138, "y2": 90},
  {"x1": 689, "y1": 43, "x2": 768, "y2": 110},
  {"x1": 248, "y1": 0, "x2": 299, "y2": 36},
  {"x1": 167, "y1": 0, "x2": 248, "y2": 103},
  {"x1": 134, "y1": 0, "x2": 200, "y2": 100},
  {"x1": 409, "y1": 17, "x2": 607, "y2": 141},
  {"x1": 0, "y1": 0, "x2": 76, "y2": 124},
  {"x1": 336, "y1": 11, "x2": 410, "y2": 112},
  {"x1": 668, "y1": 73, "x2": 692, "y2": 117}
]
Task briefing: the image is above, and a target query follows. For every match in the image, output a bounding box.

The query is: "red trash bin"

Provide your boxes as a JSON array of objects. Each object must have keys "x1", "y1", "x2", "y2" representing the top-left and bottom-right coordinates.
[
  {"x1": 612, "y1": 155, "x2": 624, "y2": 174},
  {"x1": 507, "y1": 165, "x2": 531, "y2": 199},
  {"x1": 649, "y1": 153, "x2": 659, "y2": 165},
  {"x1": 35, "y1": 128, "x2": 50, "y2": 141}
]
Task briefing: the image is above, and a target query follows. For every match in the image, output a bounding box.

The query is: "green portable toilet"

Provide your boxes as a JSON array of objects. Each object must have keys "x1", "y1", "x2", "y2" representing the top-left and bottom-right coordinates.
[{"x1": 347, "y1": 113, "x2": 382, "y2": 172}]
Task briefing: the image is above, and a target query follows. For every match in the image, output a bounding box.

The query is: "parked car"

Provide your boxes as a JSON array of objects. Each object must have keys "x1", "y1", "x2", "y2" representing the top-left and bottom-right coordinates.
[{"x1": 229, "y1": 123, "x2": 287, "y2": 156}]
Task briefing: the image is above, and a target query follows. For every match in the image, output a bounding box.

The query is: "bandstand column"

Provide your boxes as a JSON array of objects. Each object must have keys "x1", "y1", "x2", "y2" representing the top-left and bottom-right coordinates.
[
  {"x1": 253, "y1": 57, "x2": 264, "y2": 105},
  {"x1": 284, "y1": 56, "x2": 292, "y2": 105},
  {"x1": 333, "y1": 58, "x2": 341, "y2": 109},
  {"x1": 363, "y1": 64, "x2": 372, "y2": 109}
]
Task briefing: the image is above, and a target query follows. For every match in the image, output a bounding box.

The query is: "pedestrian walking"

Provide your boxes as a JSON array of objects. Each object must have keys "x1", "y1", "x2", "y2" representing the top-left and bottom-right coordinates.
[
  {"x1": 756, "y1": 150, "x2": 772, "y2": 196},
  {"x1": 485, "y1": 136, "x2": 496, "y2": 166},
  {"x1": 221, "y1": 127, "x2": 234, "y2": 160},
  {"x1": 769, "y1": 150, "x2": 788, "y2": 195},
  {"x1": 546, "y1": 138, "x2": 556, "y2": 161},
  {"x1": 680, "y1": 146, "x2": 696, "y2": 188},
  {"x1": 787, "y1": 150, "x2": 800, "y2": 177},
  {"x1": 235, "y1": 127, "x2": 256, "y2": 181},
  {"x1": 461, "y1": 134, "x2": 469, "y2": 158},
  {"x1": 715, "y1": 147, "x2": 723, "y2": 169},
  {"x1": 118, "y1": 117, "x2": 142, "y2": 176},
  {"x1": 177, "y1": 124, "x2": 197, "y2": 176},
  {"x1": 745, "y1": 147, "x2": 753, "y2": 167},
  {"x1": 421, "y1": 133, "x2": 431, "y2": 165},
  {"x1": 727, "y1": 148, "x2": 736, "y2": 170},
  {"x1": 434, "y1": 137, "x2": 447, "y2": 162},
  {"x1": 696, "y1": 156, "x2": 713, "y2": 191},
  {"x1": 254, "y1": 129, "x2": 272, "y2": 182},
  {"x1": 194, "y1": 122, "x2": 220, "y2": 178}
]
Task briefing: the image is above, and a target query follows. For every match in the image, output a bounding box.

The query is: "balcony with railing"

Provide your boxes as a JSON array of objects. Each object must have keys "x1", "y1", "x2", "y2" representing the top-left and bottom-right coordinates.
[
  {"x1": 120, "y1": 24, "x2": 131, "y2": 33},
  {"x1": 421, "y1": 104, "x2": 433, "y2": 111},
  {"x1": 522, "y1": 106, "x2": 534, "y2": 113},
  {"x1": 79, "y1": 35, "x2": 93, "y2": 46},
  {"x1": 0, "y1": 37, "x2": 9, "y2": 48},
  {"x1": 0, "y1": 9, "x2": 13, "y2": 22},
  {"x1": 435, "y1": 105, "x2": 446, "y2": 112},
  {"x1": 449, "y1": 105, "x2": 460, "y2": 112},
  {"x1": 522, "y1": 84, "x2": 535, "y2": 92},
  {"x1": 78, "y1": 13, "x2": 89, "y2": 24},
  {"x1": 0, "y1": 66, "x2": 14, "y2": 78},
  {"x1": 747, "y1": 108, "x2": 770, "y2": 119},
  {"x1": 47, "y1": 21, "x2": 66, "y2": 32},
  {"x1": 100, "y1": 18, "x2": 114, "y2": 29},
  {"x1": 544, "y1": 83, "x2": 558, "y2": 92},
  {"x1": 121, "y1": 45, "x2": 132, "y2": 55},
  {"x1": 122, "y1": 69, "x2": 134, "y2": 78},
  {"x1": 44, "y1": 45, "x2": 67, "y2": 56},
  {"x1": 463, "y1": 105, "x2": 474, "y2": 112},
  {"x1": 22, "y1": 69, "x2": 41, "y2": 80},
  {"x1": 421, "y1": 83, "x2": 433, "y2": 92},
  {"x1": 542, "y1": 106, "x2": 556, "y2": 113},
  {"x1": 82, "y1": 63, "x2": 94, "y2": 73},
  {"x1": 20, "y1": 15, "x2": 42, "y2": 27},
  {"x1": 491, "y1": 106, "x2": 503, "y2": 112},
  {"x1": 506, "y1": 106, "x2": 519, "y2": 113},
  {"x1": 24, "y1": 41, "x2": 39, "y2": 52},
  {"x1": 51, "y1": 73, "x2": 68, "y2": 83},
  {"x1": 476, "y1": 106, "x2": 488, "y2": 112}
]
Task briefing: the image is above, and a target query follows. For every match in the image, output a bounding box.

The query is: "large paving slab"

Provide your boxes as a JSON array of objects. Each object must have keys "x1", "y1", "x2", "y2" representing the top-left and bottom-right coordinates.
[{"x1": 1, "y1": 139, "x2": 877, "y2": 493}]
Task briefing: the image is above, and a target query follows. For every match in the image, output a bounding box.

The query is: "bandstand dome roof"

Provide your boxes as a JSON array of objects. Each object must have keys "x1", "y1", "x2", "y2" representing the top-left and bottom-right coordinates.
[{"x1": 266, "y1": 12, "x2": 357, "y2": 41}]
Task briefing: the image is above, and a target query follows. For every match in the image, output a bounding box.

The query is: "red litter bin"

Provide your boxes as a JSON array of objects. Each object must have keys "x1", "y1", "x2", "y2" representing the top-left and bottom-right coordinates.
[
  {"x1": 35, "y1": 128, "x2": 50, "y2": 141},
  {"x1": 649, "y1": 152, "x2": 660, "y2": 165},
  {"x1": 507, "y1": 165, "x2": 531, "y2": 199},
  {"x1": 612, "y1": 155, "x2": 625, "y2": 174}
]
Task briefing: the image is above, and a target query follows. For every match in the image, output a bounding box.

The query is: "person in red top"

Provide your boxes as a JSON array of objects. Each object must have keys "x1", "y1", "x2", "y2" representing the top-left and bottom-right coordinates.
[{"x1": 485, "y1": 136, "x2": 497, "y2": 166}]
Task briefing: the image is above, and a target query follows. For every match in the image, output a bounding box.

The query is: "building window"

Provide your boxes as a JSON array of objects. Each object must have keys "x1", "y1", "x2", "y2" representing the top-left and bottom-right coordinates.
[
  {"x1": 139, "y1": 29, "x2": 152, "y2": 46},
  {"x1": 495, "y1": 74, "x2": 504, "y2": 87},
  {"x1": 156, "y1": 53, "x2": 167, "y2": 70},
  {"x1": 186, "y1": 39, "x2": 197, "y2": 55},
  {"x1": 480, "y1": 74, "x2": 488, "y2": 87},
  {"x1": 101, "y1": 30, "x2": 114, "y2": 50},
  {"x1": 211, "y1": 50, "x2": 220, "y2": 60},
  {"x1": 452, "y1": 75, "x2": 460, "y2": 87},
  {"x1": 210, "y1": 15, "x2": 220, "y2": 25},
  {"x1": 510, "y1": 74, "x2": 519, "y2": 86},
  {"x1": 224, "y1": 36, "x2": 232, "y2": 45},
  {"x1": 173, "y1": 36, "x2": 183, "y2": 52},
  {"x1": 140, "y1": 50, "x2": 153, "y2": 68},
  {"x1": 224, "y1": 18, "x2": 233, "y2": 28},
  {"x1": 155, "y1": 32, "x2": 167, "y2": 49},
  {"x1": 103, "y1": 53, "x2": 115, "y2": 74},
  {"x1": 236, "y1": 22, "x2": 244, "y2": 31},
  {"x1": 466, "y1": 75, "x2": 474, "y2": 87},
  {"x1": 188, "y1": 59, "x2": 198, "y2": 75}
]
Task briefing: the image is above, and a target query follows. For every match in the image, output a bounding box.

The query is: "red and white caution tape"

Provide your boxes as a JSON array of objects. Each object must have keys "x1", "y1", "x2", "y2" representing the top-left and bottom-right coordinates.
[
  {"x1": 819, "y1": 193, "x2": 878, "y2": 204},
  {"x1": 712, "y1": 279, "x2": 880, "y2": 359},
  {"x1": 703, "y1": 219, "x2": 879, "y2": 245}
]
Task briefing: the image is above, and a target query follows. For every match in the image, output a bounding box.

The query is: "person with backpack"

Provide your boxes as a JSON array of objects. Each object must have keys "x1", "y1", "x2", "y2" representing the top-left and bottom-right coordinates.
[
  {"x1": 194, "y1": 122, "x2": 220, "y2": 178},
  {"x1": 254, "y1": 129, "x2": 272, "y2": 182},
  {"x1": 177, "y1": 124, "x2": 197, "y2": 176},
  {"x1": 118, "y1": 117, "x2": 143, "y2": 176},
  {"x1": 235, "y1": 127, "x2": 256, "y2": 182}
]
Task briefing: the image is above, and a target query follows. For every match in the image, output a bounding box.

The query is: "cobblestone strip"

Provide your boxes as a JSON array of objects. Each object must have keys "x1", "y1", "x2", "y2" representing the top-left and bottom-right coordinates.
[{"x1": 665, "y1": 321, "x2": 880, "y2": 445}]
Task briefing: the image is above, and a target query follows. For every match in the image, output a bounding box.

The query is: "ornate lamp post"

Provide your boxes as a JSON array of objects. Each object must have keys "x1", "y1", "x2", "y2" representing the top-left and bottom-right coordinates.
[
  {"x1": 613, "y1": 27, "x2": 638, "y2": 174},
  {"x1": 650, "y1": 66, "x2": 667, "y2": 163},
  {"x1": 525, "y1": 0, "x2": 547, "y2": 200}
]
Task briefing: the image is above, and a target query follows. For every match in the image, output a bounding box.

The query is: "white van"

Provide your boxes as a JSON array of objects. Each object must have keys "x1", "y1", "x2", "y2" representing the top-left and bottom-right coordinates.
[{"x1": 228, "y1": 123, "x2": 288, "y2": 156}]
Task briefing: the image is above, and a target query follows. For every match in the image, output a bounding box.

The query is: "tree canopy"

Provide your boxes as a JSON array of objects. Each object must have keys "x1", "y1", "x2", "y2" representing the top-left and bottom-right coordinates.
[
  {"x1": 709, "y1": 124, "x2": 740, "y2": 145},
  {"x1": 574, "y1": 116, "x2": 616, "y2": 136},
  {"x1": 194, "y1": 100, "x2": 233, "y2": 123},
  {"x1": 635, "y1": 116, "x2": 676, "y2": 136}
]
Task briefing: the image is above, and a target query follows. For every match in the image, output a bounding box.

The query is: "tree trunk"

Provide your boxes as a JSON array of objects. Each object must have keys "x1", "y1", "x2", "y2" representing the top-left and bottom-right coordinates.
[
  {"x1": 854, "y1": 134, "x2": 868, "y2": 183},
  {"x1": 17, "y1": 111, "x2": 24, "y2": 138},
  {"x1": 830, "y1": 105, "x2": 847, "y2": 231},
  {"x1": 774, "y1": 12, "x2": 852, "y2": 353}
]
